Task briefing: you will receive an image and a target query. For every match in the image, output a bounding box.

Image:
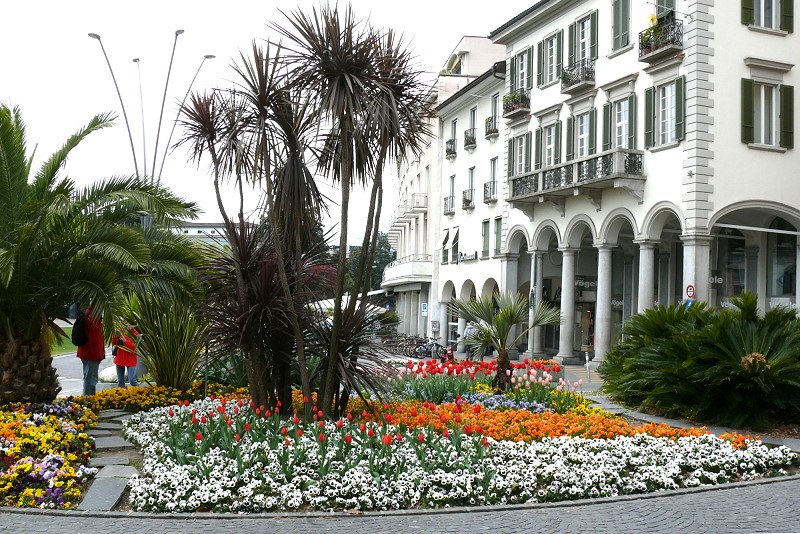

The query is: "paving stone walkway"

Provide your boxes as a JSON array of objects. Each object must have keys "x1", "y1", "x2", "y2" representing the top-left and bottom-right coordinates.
[{"x1": 2, "y1": 476, "x2": 799, "y2": 533}]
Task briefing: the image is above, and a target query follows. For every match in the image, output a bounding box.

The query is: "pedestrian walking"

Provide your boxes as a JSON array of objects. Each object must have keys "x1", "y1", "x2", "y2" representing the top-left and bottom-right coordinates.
[
  {"x1": 112, "y1": 326, "x2": 140, "y2": 388},
  {"x1": 463, "y1": 321, "x2": 479, "y2": 360},
  {"x1": 74, "y1": 307, "x2": 105, "y2": 395}
]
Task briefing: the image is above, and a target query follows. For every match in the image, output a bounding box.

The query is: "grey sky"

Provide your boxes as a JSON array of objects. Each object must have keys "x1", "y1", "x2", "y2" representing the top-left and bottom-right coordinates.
[{"x1": 2, "y1": 0, "x2": 530, "y2": 244}]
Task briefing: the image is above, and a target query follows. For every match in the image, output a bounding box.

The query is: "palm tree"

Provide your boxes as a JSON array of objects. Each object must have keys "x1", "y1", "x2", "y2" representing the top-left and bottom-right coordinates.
[
  {"x1": 0, "y1": 105, "x2": 199, "y2": 404},
  {"x1": 449, "y1": 293, "x2": 561, "y2": 390}
]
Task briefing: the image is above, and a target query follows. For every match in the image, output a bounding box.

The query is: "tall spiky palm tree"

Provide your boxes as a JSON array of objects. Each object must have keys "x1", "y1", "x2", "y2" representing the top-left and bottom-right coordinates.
[
  {"x1": 0, "y1": 105, "x2": 199, "y2": 403},
  {"x1": 449, "y1": 293, "x2": 561, "y2": 390}
]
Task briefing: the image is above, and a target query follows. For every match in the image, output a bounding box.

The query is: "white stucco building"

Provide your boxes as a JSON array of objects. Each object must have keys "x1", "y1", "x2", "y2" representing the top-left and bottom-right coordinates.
[{"x1": 385, "y1": 0, "x2": 798, "y2": 363}]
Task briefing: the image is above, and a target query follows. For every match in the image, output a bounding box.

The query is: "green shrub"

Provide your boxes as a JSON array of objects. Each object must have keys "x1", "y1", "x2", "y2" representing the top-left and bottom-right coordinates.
[{"x1": 599, "y1": 293, "x2": 800, "y2": 430}]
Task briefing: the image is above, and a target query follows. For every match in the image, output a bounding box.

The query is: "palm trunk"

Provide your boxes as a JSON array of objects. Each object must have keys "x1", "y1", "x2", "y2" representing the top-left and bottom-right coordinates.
[
  {"x1": 493, "y1": 349, "x2": 512, "y2": 391},
  {"x1": 0, "y1": 337, "x2": 61, "y2": 404}
]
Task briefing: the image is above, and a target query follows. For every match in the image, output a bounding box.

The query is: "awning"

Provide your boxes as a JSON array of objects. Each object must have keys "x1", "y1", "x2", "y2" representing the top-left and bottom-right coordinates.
[
  {"x1": 441, "y1": 229, "x2": 449, "y2": 248},
  {"x1": 449, "y1": 227, "x2": 460, "y2": 248}
]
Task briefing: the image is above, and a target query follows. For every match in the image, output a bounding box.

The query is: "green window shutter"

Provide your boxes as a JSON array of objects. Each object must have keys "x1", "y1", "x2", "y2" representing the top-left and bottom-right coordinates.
[
  {"x1": 507, "y1": 139, "x2": 515, "y2": 177},
  {"x1": 482, "y1": 220, "x2": 490, "y2": 255},
  {"x1": 526, "y1": 48, "x2": 534, "y2": 89},
  {"x1": 524, "y1": 132, "x2": 533, "y2": 173},
  {"x1": 628, "y1": 93, "x2": 637, "y2": 149},
  {"x1": 537, "y1": 40, "x2": 544, "y2": 86},
  {"x1": 742, "y1": 0, "x2": 755, "y2": 25},
  {"x1": 589, "y1": 108, "x2": 597, "y2": 155},
  {"x1": 741, "y1": 79, "x2": 755, "y2": 144},
  {"x1": 534, "y1": 129, "x2": 542, "y2": 170},
  {"x1": 612, "y1": 0, "x2": 621, "y2": 50},
  {"x1": 780, "y1": 84, "x2": 794, "y2": 149},
  {"x1": 566, "y1": 116, "x2": 575, "y2": 161},
  {"x1": 495, "y1": 218, "x2": 502, "y2": 254},
  {"x1": 556, "y1": 30, "x2": 564, "y2": 75},
  {"x1": 555, "y1": 121, "x2": 562, "y2": 164},
  {"x1": 603, "y1": 101, "x2": 613, "y2": 151},
  {"x1": 621, "y1": 0, "x2": 630, "y2": 46},
  {"x1": 675, "y1": 76, "x2": 686, "y2": 140},
  {"x1": 568, "y1": 22, "x2": 576, "y2": 66},
  {"x1": 645, "y1": 87, "x2": 655, "y2": 148},
  {"x1": 590, "y1": 11, "x2": 599, "y2": 60},
  {"x1": 509, "y1": 58, "x2": 517, "y2": 91},
  {"x1": 781, "y1": 0, "x2": 794, "y2": 33}
]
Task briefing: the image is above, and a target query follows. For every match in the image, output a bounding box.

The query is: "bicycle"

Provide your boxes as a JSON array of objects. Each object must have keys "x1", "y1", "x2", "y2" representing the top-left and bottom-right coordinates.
[{"x1": 412, "y1": 337, "x2": 443, "y2": 359}]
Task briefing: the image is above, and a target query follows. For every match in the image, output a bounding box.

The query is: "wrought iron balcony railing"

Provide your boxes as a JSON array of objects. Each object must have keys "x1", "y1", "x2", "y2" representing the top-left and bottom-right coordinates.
[
  {"x1": 483, "y1": 181, "x2": 497, "y2": 202},
  {"x1": 502, "y1": 88, "x2": 530, "y2": 117},
  {"x1": 464, "y1": 128, "x2": 477, "y2": 149},
  {"x1": 443, "y1": 195, "x2": 455, "y2": 215},
  {"x1": 638, "y1": 18, "x2": 683, "y2": 62},
  {"x1": 462, "y1": 189, "x2": 475, "y2": 209},
  {"x1": 485, "y1": 116, "x2": 499, "y2": 138},
  {"x1": 560, "y1": 58, "x2": 595, "y2": 93},
  {"x1": 445, "y1": 138, "x2": 457, "y2": 158}
]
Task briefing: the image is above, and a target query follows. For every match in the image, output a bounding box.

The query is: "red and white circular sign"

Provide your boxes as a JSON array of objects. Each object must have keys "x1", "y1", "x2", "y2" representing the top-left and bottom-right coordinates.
[{"x1": 686, "y1": 284, "x2": 696, "y2": 299}]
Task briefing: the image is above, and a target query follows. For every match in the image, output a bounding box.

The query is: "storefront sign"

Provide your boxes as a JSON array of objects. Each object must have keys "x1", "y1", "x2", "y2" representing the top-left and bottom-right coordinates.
[
  {"x1": 575, "y1": 277, "x2": 597, "y2": 289},
  {"x1": 685, "y1": 284, "x2": 696, "y2": 299},
  {"x1": 421, "y1": 302, "x2": 428, "y2": 317}
]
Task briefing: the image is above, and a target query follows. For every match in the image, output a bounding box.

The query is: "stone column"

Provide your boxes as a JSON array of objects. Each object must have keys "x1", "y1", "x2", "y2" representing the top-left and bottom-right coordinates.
[
  {"x1": 745, "y1": 246, "x2": 759, "y2": 294},
  {"x1": 457, "y1": 316, "x2": 467, "y2": 353},
  {"x1": 439, "y1": 301, "x2": 449, "y2": 344},
  {"x1": 622, "y1": 255, "x2": 634, "y2": 323},
  {"x1": 418, "y1": 288, "x2": 428, "y2": 338},
  {"x1": 409, "y1": 291, "x2": 419, "y2": 336},
  {"x1": 531, "y1": 252, "x2": 545, "y2": 357},
  {"x1": 636, "y1": 240, "x2": 657, "y2": 312},
  {"x1": 658, "y1": 252, "x2": 671, "y2": 306},
  {"x1": 557, "y1": 248, "x2": 577, "y2": 362},
  {"x1": 681, "y1": 234, "x2": 713, "y2": 302},
  {"x1": 594, "y1": 245, "x2": 613, "y2": 362},
  {"x1": 501, "y1": 254, "x2": 520, "y2": 354}
]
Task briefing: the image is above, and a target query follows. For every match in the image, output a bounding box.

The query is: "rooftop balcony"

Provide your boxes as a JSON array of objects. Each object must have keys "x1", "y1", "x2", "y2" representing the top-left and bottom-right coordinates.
[
  {"x1": 381, "y1": 254, "x2": 433, "y2": 288},
  {"x1": 560, "y1": 59, "x2": 595, "y2": 94},
  {"x1": 638, "y1": 17, "x2": 683, "y2": 63},
  {"x1": 445, "y1": 139, "x2": 457, "y2": 159},
  {"x1": 485, "y1": 116, "x2": 499, "y2": 139},
  {"x1": 502, "y1": 88, "x2": 530, "y2": 120},
  {"x1": 388, "y1": 193, "x2": 428, "y2": 233},
  {"x1": 509, "y1": 148, "x2": 645, "y2": 211}
]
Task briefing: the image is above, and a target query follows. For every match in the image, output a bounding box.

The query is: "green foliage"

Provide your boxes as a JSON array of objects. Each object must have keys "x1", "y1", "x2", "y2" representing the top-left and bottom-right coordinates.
[
  {"x1": 121, "y1": 292, "x2": 207, "y2": 391},
  {"x1": 600, "y1": 293, "x2": 800, "y2": 430},
  {"x1": 202, "y1": 350, "x2": 249, "y2": 388},
  {"x1": 388, "y1": 374, "x2": 493, "y2": 404}
]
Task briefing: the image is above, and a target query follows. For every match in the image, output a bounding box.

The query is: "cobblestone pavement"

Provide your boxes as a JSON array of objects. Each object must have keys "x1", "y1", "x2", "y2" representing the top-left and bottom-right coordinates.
[{"x1": 2, "y1": 477, "x2": 799, "y2": 533}]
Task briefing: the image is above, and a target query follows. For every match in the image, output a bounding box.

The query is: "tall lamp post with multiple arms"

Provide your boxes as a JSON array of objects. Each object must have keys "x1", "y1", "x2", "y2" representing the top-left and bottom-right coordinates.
[
  {"x1": 132, "y1": 57, "x2": 147, "y2": 177},
  {"x1": 88, "y1": 33, "x2": 140, "y2": 177},
  {"x1": 151, "y1": 29, "x2": 184, "y2": 181}
]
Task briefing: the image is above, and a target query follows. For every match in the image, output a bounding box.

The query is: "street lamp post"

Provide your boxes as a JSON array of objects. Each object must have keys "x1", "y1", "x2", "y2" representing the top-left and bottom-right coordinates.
[
  {"x1": 157, "y1": 54, "x2": 215, "y2": 186},
  {"x1": 132, "y1": 58, "x2": 147, "y2": 177},
  {"x1": 151, "y1": 29, "x2": 184, "y2": 181},
  {"x1": 88, "y1": 33, "x2": 140, "y2": 177}
]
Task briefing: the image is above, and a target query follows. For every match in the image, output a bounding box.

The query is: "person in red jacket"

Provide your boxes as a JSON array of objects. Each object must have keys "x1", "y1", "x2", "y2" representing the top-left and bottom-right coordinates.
[
  {"x1": 112, "y1": 326, "x2": 140, "y2": 387},
  {"x1": 76, "y1": 307, "x2": 105, "y2": 395}
]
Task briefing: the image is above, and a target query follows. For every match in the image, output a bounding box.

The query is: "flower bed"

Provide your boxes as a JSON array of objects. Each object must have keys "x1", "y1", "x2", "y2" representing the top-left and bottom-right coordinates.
[
  {"x1": 123, "y1": 398, "x2": 799, "y2": 512},
  {"x1": 0, "y1": 401, "x2": 97, "y2": 508},
  {"x1": 74, "y1": 382, "x2": 249, "y2": 413}
]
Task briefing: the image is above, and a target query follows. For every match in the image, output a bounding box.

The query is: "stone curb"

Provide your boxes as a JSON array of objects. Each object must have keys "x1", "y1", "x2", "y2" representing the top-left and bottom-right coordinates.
[{"x1": 3, "y1": 474, "x2": 799, "y2": 520}]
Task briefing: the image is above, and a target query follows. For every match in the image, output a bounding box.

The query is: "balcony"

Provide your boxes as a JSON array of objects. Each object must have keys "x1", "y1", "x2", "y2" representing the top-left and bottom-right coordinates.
[
  {"x1": 464, "y1": 128, "x2": 477, "y2": 150},
  {"x1": 443, "y1": 195, "x2": 455, "y2": 215},
  {"x1": 483, "y1": 181, "x2": 497, "y2": 203},
  {"x1": 381, "y1": 254, "x2": 433, "y2": 288},
  {"x1": 509, "y1": 148, "x2": 646, "y2": 207},
  {"x1": 388, "y1": 193, "x2": 429, "y2": 233},
  {"x1": 502, "y1": 88, "x2": 530, "y2": 119},
  {"x1": 462, "y1": 189, "x2": 475, "y2": 210},
  {"x1": 639, "y1": 17, "x2": 683, "y2": 63},
  {"x1": 485, "y1": 116, "x2": 499, "y2": 139},
  {"x1": 445, "y1": 138, "x2": 457, "y2": 159},
  {"x1": 560, "y1": 59, "x2": 595, "y2": 94}
]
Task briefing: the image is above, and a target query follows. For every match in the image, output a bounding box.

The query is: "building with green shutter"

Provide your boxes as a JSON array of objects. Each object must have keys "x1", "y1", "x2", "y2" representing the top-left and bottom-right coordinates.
[{"x1": 383, "y1": 0, "x2": 799, "y2": 364}]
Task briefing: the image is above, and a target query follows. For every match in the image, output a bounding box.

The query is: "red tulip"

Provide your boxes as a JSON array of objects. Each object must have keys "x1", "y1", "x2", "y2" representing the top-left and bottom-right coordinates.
[
  {"x1": 200, "y1": 416, "x2": 208, "y2": 424},
  {"x1": 318, "y1": 421, "x2": 325, "y2": 428},
  {"x1": 276, "y1": 400, "x2": 282, "y2": 408},
  {"x1": 359, "y1": 423, "x2": 366, "y2": 432},
  {"x1": 382, "y1": 434, "x2": 393, "y2": 446},
  {"x1": 319, "y1": 433, "x2": 326, "y2": 442},
  {"x1": 191, "y1": 416, "x2": 198, "y2": 425},
  {"x1": 195, "y1": 433, "x2": 203, "y2": 441},
  {"x1": 395, "y1": 433, "x2": 403, "y2": 442},
  {"x1": 417, "y1": 433, "x2": 425, "y2": 443},
  {"x1": 244, "y1": 423, "x2": 252, "y2": 432},
  {"x1": 281, "y1": 427, "x2": 289, "y2": 436},
  {"x1": 168, "y1": 408, "x2": 175, "y2": 417},
  {"x1": 284, "y1": 439, "x2": 291, "y2": 447},
  {"x1": 367, "y1": 428, "x2": 375, "y2": 438},
  {"x1": 297, "y1": 429, "x2": 304, "y2": 437},
  {"x1": 344, "y1": 434, "x2": 353, "y2": 445},
  {"x1": 234, "y1": 434, "x2": 241, "y2": 442},
  {"x1": 210, "y1": 395, "x2": 216, "y2": 401},
  {"x1": 293, "y1": 416, "x2": 300, "y2": 425},
  {"x1": 336, "y1": 420, "x2": 344, "y2": 429}
]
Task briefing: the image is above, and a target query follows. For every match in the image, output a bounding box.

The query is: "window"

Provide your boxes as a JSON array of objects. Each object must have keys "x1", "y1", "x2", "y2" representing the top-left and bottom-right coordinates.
[
  {"x1": 577, "y1": 16, "x2": 591, "y2": 61},
  {"x1": 494, "y1": 217, "x2": 502, "y2": 255},
  {"x1": 515, "y1": 135, "x2": 525, "y2": 175},
  {"x1": 646, "y1": 77, "x2": 685, "y2": 148},
  {"x1": 767, "y1": 217, "x2": 797, "y2": 302},
  {"x1": 510, "y1": 49, "x2": 533, "y2": 91},
  {"x1": 490, "y1": 157, "x2": 497, "y2": 181},
  {"x1": 544, "y1": 124, "x2": 556, "y2": 166},
  {"x1": 659, "y1": 82, "x2": 677, "y2": 145},
  {"x1": 517, "y1": 52, "x2": 527, "y2": 91},
  {"x1": 755, "y1": 0, "x2": 778, "y2": 28},
  {"x1": 491, "y1": 93, "x2": 499, "y2": 117},
  {"x1": 754, "y1": 83, "x2": 778, "y2": 145},
  {"x1": 576, "y1": 112, "x2": 590, "y2": 157},
  {"x1": 468, "y1": 167, "x2": 475, "y2": 191},
  {"x1": 545, "y1": 35, "x2": 557, "y2": 83},
  {"x1": 612, "y1": 0, "x2": 630, "y2": 50},
  {"x1": 441, "y1": 229, "x2": 449, "y2": 263},
  {"x1": 451, "y1": 228, "x2": 459, "y2": 261},
  {"x1": 469, "y1": 107, "x2": 477, "y2": 129},
  {"x1": 450, "y1": 119, "x2": 457, "y2": 140},
  {"x1": 449, "y1": 175, "x2": 455, "y2": 197},
  {"x1": 482, "y1": 220, "x2": 490, "y2": 257},
  {"x1": 615, "y1": 98, "x2": 630, "y2": 148}
]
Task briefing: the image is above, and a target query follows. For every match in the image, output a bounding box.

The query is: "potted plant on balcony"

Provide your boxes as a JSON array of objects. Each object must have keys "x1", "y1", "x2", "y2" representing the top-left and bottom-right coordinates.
[
  {"x1": 503, "y1": 92, "x2": 524, "y2": 113},
  {"x1": 640, "y1": 14, "x2": 666, "y2": 55},
  {"x1": 462, "y1": 192, "x2": 473, "y2": 209}
]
